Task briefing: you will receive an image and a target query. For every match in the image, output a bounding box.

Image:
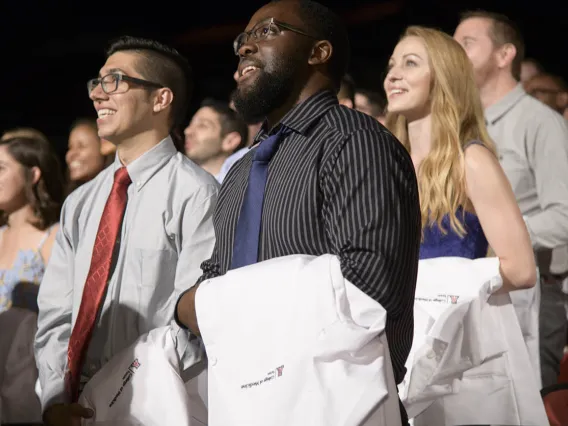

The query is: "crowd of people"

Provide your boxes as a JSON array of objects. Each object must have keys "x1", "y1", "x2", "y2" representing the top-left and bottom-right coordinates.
[{"x1": 0, "y1": 0, "x2": 567, "y2": 425}]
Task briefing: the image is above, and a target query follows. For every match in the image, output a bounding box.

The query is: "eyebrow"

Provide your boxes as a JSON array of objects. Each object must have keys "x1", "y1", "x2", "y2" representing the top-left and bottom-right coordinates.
[
  {"x1": 389, "y1": 53, "x2": 423, "y2": 63},
  {"x1": 98, "y1": 67, "x2": 126, "y2": 77}
]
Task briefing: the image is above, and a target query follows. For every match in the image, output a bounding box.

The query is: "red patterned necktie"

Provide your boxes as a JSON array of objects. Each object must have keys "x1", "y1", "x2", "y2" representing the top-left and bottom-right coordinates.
[{"x1": 65, "y1": 167, "x2": 131, "y2": 402}]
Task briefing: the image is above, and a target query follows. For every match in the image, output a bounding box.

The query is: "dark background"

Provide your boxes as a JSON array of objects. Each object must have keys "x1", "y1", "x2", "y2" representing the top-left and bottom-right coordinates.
[{"x1": 1, "y1": 0, "x2": 565, "y2": 160}]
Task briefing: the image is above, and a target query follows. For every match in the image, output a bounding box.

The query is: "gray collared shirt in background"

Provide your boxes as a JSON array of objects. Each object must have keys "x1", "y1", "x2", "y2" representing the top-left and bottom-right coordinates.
[
  {"x1": 485, "y1": 84, "x2": 568, "y2": 273},
  {"x1": 34, "y1": 137, "x2": 218, "y2": 410}
]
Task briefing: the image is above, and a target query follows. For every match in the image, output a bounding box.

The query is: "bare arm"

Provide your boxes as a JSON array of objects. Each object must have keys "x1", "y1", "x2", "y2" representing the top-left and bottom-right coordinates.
[{"x1": 465, "y1": 144, "x2": 536, "y2": 291}]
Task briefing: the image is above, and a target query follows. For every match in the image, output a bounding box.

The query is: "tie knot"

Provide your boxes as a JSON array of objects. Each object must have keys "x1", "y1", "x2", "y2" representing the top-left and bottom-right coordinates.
[
  {"x1": 253, "y1": 125, "x2": 289, "y2": 163},
  {"x1": 114, "y1": 167, "x2": 131, "y2": 186}
]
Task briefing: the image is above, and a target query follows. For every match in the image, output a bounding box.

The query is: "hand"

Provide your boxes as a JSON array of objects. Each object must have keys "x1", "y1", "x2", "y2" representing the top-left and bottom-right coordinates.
[{"x1": 43, "y1": 403, "x2": 94, "y2": 426}]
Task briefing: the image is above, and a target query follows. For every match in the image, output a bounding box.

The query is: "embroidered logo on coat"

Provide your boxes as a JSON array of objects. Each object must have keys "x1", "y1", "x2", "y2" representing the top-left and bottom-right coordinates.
[
  {"x1": 109, "y1": 358, "x2": 142, "y2": 407},
  {"x1": 241, "y1": 365, "x2": 285, "y2": 389}
]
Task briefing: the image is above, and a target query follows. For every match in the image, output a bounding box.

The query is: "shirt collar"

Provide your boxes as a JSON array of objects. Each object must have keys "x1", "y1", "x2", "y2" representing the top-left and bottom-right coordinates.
[
  {"x1": 255, "y1": 90, "x2": 338, "y2": 142},
  {"x1": 485, "y1": 83, "x2": 527, "y2": 125},
  {"x1": 112, "y1": 136, "x2": 177, "y2": 191}
]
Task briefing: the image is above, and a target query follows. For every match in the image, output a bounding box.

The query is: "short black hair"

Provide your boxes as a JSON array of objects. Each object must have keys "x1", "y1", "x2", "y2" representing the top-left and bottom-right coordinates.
[
  {"x1": 200, "y1": 98, "x2": 249, "y2": 153},
  {"x1": 107, "y1": 36, "x2": 193, "y2": 133},
  {"x1": 273, "y1": 0, "x2": 350, "y2": 89}
]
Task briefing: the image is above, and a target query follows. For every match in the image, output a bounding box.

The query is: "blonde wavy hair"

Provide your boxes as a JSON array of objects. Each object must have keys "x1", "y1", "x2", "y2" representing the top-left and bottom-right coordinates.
[{"x1": 385, "y1": 26, "x2": 496, "y2": 236}]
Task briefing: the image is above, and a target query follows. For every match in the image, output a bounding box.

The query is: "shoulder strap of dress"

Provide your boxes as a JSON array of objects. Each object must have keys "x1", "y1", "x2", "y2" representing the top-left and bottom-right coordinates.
[
  {"x1": 37, "y1": 224, "x2": 56, "y2": 250},
  {"x1": 463, "y1": 140, "x2": 486, "y2": 150}
]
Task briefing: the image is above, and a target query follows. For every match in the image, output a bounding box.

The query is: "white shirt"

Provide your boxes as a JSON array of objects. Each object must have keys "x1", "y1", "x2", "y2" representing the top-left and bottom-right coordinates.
[
  {"x1": 196, "y1": 254, "x2": 401, "y2": 426},
  {"x1": 403, "y1": 257, "x2": 547, "y2": 425},
  {"x1": 35, "y1": 137, "x2": 218, "y2": 411}
]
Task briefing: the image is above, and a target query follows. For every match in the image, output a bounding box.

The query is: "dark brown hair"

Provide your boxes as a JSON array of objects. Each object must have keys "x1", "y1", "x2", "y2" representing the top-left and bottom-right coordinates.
[
  {"x1": 0, "y1": 136, "x2": 64, "y2": 229},
  {"x1": 460, "y1": 10, "x2": 525, "y2": 81}
]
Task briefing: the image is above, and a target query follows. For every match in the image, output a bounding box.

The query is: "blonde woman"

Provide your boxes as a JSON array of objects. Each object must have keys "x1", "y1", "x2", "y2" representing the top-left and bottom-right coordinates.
[{"x1": 384, "y1": 26, "x2": 535, "y2": 292}]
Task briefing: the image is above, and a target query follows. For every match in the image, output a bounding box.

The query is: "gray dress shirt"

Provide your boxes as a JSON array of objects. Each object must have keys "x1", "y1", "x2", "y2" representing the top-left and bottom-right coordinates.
[
  {"x1": 34, "y1": 137, "x2": 218, "y2": 410},
  {"x1": 485, "y1": 84, "x2": 568, "y2": 272}
]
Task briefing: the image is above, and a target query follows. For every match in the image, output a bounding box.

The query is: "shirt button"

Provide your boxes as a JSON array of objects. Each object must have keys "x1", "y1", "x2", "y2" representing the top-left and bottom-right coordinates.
[
  {"x1": 210, "y1": 356, "x2": 217, "y2": 366},
  {"x1": 136, "y1": 182, "x2": 141, "y2": 187}
]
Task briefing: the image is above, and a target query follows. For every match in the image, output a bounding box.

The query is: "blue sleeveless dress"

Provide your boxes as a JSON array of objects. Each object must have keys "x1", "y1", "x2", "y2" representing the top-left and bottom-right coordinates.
[
  {"x1": 419, "y1": 140, "x2": 488, "y2": 260},
  {"x1": 420, "y1": 207, "x2": 488, "y2": 259}
]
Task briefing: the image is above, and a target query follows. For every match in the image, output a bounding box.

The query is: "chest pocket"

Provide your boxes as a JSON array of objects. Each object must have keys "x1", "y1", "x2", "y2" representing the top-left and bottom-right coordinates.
[{"x1": 135, "y1": 248, "x2": 179, "y2": 332}]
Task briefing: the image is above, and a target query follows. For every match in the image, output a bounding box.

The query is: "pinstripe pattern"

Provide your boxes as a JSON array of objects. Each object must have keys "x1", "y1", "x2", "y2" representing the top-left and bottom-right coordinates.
[{"x1": 198, "y1": 90, "x2": 420, "y2": 383}]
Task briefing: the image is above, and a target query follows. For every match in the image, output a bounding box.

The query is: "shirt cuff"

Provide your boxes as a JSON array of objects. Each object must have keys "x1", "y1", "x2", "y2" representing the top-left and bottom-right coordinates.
[{"x1": 39, "y1": 372, "x2": 67, "y2": 414}]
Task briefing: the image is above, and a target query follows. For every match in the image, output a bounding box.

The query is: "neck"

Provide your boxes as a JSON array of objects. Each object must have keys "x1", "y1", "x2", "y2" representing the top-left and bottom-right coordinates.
[
  {"x1": 5, "y1": 204, "x2": 36, "y2": 228},
  {"x1": 408, "y1": 115, "x2": 432, "y2": 169},
  {"x1": 199, "y1": 155, "x2": 227, "y2": 178},
  {"x1": 265, "y1": 80, "x2": 333, "y2": 130},
  {"x1": 479, "y1": 72, "x2": 518, "y2": 109},
  {"x1": 116, "y1": 128, "x2": 169, "y2": 165}
]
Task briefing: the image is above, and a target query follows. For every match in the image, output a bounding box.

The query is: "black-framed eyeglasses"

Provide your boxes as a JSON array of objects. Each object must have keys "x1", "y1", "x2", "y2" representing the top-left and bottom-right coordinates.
[
  {"x1": 233, "y1": 17, "x2": 317, "y2": 56},
  {"x1": 87, "y1": 73, "x2": 163, "y2": 95}
]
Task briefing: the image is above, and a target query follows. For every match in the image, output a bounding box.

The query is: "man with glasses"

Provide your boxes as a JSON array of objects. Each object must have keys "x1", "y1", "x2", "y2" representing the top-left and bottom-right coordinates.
[
  {"x1": 175, "y1": 0, "x2": 420, "y2": 423},
  {"x1": 35, "y1": 36, "x2": 217, "y2": 425}
]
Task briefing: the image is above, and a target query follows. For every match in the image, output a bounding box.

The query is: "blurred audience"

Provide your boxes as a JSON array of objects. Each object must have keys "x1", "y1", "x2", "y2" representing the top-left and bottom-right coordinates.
[
  {"x1": 0, "y1": 134, "x2": 64, "y2": 313},
  {"x1": 337, "y1": 74, "x2": 356, "y2": 108},
  {"x1": 1, "y1": 127, "x2": 49, "y2": 144},
  {"x1": 66, "y1": 118, "x2": 112, "y2": 193},
  {"x1": 521, "y1": 58, "x2": 544, "y2": 84},
  {"x1": 355, "y1": 88, "x2": 387, "y2": 123},
  {"x1": 525, "y1": 73, "x2": 568, "y2": 115},
  {"x1": 184, "y1": 98, "x2": 248, "y2": 183}
]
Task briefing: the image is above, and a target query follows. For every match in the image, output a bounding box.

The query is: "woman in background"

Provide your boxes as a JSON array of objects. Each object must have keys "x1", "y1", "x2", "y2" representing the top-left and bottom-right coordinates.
[
  {"x1": 66, "y1": 118, "x2": 114, "y2": 193},
  {"x1": 383, "y1": 26, "x2": 535, "y2": 292},
  {"x1": 0, "y1": 135, "x2": 64, "y2": 312}
]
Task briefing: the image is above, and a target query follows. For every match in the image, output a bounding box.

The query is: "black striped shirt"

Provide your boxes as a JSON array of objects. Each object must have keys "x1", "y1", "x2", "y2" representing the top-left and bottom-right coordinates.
[{"x1": 196, "y1": 90, "x2": 420, "y2": 384}]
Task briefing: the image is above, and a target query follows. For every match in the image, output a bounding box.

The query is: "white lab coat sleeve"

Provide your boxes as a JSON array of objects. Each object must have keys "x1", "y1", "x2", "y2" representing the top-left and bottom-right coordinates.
[
  {"x1": 34, "y1": 199, "x2": 76, "y2": 411},
  {"x1": 1, "y1": 309, "x2": 41, "y2": 423},
  {"x1": 172, "y1": 184, "x2": 217, "y2": 377}
]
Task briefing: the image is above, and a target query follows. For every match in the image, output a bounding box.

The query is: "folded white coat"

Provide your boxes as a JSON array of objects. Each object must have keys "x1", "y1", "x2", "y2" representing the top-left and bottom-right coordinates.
[
  {"x1": 400, "y1": 256, "x2": 547, "y2": 425},
  {"x1": 79, "y1": 326, "x2": 207, "y2": 426},
  {"x1": 196, "y1": 254, "x2": 401, "y2": 426}
]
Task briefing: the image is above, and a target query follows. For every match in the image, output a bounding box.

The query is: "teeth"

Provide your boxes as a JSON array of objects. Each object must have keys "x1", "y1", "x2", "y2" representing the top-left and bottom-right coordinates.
[
  {"x1": 242, "y1": 66, "x2": 258, "y2": 76},
  {"x1": 69, "y1": 161, "x2": 81, "y2": 169},
  {"x1": 97, "y1": 109, "x2": 116, "y2": 118},
  {"x1": 390, "y1": 89, "x2": 405, "y2": 95}
]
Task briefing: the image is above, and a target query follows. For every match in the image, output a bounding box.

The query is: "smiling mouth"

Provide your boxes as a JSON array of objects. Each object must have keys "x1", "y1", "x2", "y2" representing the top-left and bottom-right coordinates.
[{"x1": 239, "y1": 66, "x2": 260, "y2": 82}]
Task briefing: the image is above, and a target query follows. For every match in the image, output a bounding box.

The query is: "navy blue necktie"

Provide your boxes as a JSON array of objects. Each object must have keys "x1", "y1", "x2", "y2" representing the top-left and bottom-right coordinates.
[{"x1": 230, "y1": 125, "x2": 289, "y2": 269}]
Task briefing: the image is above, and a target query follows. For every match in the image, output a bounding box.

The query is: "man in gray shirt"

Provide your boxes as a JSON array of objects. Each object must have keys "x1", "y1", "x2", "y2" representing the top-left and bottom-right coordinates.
[
  {"x1": 35, "y1": 36, "x2": 218, "y2": 424},
  {"x1": 455, "y1": 11, "x2": 568, "y2": 389}
]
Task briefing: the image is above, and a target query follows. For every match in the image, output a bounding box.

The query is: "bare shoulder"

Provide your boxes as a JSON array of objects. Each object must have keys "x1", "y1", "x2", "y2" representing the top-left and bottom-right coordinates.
[{"x1": 464, "y1": 143, "x2": 500, "y2": 176}]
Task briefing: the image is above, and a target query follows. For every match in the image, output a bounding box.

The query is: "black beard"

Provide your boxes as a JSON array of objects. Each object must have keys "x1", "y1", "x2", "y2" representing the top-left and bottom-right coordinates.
[{"x1": 232, "y1": 64, "x2": 296, "y2": 125}]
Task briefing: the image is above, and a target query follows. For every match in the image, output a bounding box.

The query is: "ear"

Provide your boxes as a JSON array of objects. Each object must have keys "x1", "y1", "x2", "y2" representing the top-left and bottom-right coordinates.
[
  {"x1": 30, "y1": 166, "x2": 41, "y2": 185},
  {"x1": 308, "y1": 40, "x2": 333, "y2": 66},
  {"x1": 496, "y1": 43, "x2": 517, "y2": 71},
  {"x1": 221, "y1": 131, "x2": 242, "y2": 154},
  {"x1": 153, "y1": 87, "x2": 174, "y2": 113}
]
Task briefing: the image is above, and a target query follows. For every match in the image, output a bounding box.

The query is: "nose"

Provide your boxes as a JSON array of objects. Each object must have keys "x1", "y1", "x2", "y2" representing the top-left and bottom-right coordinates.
[
  {"x1": 89, "y1": 82, "x2": 108, "y2": 102},
  {"x1": 183, "y1": 125, "x2": 192, "y2": 137},
  {"x1": 66, "y1": 149, "x2": 76, "y2": 163},
  {"x1": 385, "y1": 68, "x2": 402, "y2": 85},
  {"x1": 238, "y1": 40, "x2": 258, "y2": 58}
]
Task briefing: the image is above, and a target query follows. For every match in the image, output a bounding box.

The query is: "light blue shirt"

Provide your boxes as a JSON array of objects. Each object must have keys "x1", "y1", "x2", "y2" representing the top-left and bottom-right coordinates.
[{"x1": 216, "y1": 147, "x2": 250, "y2": 183}]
